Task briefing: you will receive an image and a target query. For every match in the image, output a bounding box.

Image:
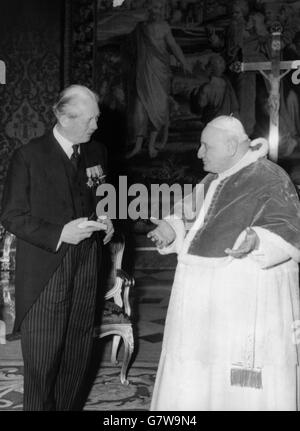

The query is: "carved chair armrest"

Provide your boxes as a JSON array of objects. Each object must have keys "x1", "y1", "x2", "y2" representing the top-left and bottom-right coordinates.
[
  {"x1": 115, "y1": 269, "x2": 134, "y2": 317},
  {"x1": 116, "y1": 269, "x2": 135, "y2": 287},
  {"x1": 0, "y1": 229, "x2": 16, "y2": 272}
]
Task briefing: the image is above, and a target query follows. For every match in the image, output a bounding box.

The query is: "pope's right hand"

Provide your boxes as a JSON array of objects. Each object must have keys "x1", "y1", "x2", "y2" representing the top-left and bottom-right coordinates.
[
  {"x1": 60, "y1": 218, "x2": 104, "y2": 245},
  {"x1": 147, "y1": 219, "x2": 176, "y2": 249}
]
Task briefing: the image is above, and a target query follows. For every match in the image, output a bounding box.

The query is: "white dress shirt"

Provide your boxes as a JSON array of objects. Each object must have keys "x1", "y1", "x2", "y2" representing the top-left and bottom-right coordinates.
[
  {"x1": 53, "y1": 125, "x2": 80, "y2": 250},
  {"x1": 53, "y1": 125, "x2": 80, "y2": 158}
]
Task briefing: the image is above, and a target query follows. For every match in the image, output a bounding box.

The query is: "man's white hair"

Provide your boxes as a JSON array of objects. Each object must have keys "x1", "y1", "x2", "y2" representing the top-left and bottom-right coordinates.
[
  {"x1": 206, "y1": 115, "x2": 249, "y2": 145},
  {"x1": 53, "y1": 85, "x2": 99, "y2": 120}
]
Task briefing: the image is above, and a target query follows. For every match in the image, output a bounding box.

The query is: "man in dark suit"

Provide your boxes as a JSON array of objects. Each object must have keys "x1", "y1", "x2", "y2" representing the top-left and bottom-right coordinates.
[{"x1": 1, "y1": 84, "x2": 114, "y2": 411}]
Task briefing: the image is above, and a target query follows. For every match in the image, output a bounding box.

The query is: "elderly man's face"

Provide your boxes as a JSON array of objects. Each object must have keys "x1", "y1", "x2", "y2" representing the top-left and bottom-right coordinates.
[
  {"x1": 197, "y1": 126, "x2": 233, "y2": 173},
  {"x1": 63, "y1": 98, "x2": 100, "y2": 144}
]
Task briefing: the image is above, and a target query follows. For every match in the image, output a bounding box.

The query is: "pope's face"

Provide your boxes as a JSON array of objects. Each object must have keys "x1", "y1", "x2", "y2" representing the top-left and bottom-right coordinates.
[
  {"x1": 197, "y1": 126, "x2": 233, "y2": 173},
  {"x1": 63, "y1": 98, "x2": 100, "y2": 144}
]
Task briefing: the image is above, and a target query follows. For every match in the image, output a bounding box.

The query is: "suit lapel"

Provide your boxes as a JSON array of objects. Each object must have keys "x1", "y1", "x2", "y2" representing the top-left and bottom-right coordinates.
[
  {"x1": 43, "y1": 133, "x2": 75, "y2": 211},
  {"x1": 42, "y1": 133, "x2": 101, "y2": 215}
]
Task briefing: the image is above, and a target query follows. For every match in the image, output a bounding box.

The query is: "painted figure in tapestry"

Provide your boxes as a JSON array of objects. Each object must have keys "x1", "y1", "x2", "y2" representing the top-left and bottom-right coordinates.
[
  {"x1": 96, "y1": 0, "x2": 300, "y2": 163},
  {"x1": 126, "y1": 0, "x2": 191, "y2": 159},
  {"x1": 190, "y1": 54, "x2": 239, "y2": 124}
]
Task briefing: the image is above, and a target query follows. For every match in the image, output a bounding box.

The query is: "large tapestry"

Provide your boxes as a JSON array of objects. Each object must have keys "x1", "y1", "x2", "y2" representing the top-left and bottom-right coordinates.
[
  {"x1": 93, "y1": 1, "x2": 300, "y2": 179},
  {"x1": 64, "y1": 0, "x2": 300, "y2": 233}
]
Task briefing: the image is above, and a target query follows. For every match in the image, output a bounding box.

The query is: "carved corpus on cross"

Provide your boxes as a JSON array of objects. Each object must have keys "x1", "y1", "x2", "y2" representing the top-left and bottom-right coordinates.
[{"x1": 235, "y1": 24, "x2": 300, "y2": 162}]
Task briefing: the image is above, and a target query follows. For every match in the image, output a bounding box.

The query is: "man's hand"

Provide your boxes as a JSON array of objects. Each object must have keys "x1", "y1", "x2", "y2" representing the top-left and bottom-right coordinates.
[
  {"x1": 225, "y1": 227, "x2": 259, "y2": 259},
  {"x1": 60, "y1": 218, "x2": 105, "y2": 245},
  {"x1": 147, "y1": 219, "x2": 176, "y2": 249},
  {"x1": 98, "y1": 216, "x2": 114, "y2": 245}
]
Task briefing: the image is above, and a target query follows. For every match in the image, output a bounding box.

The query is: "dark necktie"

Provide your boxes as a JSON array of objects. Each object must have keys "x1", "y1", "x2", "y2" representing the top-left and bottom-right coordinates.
[{"x1": 70, "y1": 144, "x2": 80, "y2": 170}]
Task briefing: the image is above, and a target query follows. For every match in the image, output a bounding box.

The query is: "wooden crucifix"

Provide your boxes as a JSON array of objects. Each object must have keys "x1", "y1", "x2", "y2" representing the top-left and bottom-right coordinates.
[
  {"x1": 235, "y1": 24, "x2": 300, "y2": 162},
  {"x1": 0, "y1": 60, "x2": 6, "y2": 84}
]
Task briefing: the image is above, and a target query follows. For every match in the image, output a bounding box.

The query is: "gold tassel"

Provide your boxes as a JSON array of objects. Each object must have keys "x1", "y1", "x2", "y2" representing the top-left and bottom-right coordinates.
[{"x1": 230, "y1": 365, "x2": 263, "y2": 389}]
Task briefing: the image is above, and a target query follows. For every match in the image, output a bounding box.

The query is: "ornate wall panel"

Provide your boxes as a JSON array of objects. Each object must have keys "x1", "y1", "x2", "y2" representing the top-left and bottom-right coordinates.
[
  {"x1": 64, "y1": 0, "x2": 97, "y2": 89},
  {"x1": 0, "y1": 0, "x2": 63, "y2": 211}
]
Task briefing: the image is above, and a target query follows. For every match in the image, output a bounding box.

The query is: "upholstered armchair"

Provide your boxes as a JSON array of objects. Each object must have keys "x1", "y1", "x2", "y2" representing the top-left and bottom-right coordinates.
[{"x1": 94, "y1": 233, "x2": 135, "y2": 385}]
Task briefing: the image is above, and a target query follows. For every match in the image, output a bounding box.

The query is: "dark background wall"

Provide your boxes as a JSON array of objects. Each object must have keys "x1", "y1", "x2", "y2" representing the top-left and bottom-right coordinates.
[
  {"x1": 0, "y1": 0, "x2": 63, "y2": 212},
  {"x1": 1, "y1": 0, "x2": 300, "y2": 217}
]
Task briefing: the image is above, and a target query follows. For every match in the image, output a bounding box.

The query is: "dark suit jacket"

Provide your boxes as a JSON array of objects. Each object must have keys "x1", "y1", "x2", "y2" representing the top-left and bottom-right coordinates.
[{"x1": 1, "y1": 131, "x2": 107, "y2": 331}]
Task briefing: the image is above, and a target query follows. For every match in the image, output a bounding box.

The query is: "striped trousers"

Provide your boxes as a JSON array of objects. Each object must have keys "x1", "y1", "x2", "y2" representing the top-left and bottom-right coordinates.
[{"x1": 20, "y1": 239, "x2": 98, "y2": 411}]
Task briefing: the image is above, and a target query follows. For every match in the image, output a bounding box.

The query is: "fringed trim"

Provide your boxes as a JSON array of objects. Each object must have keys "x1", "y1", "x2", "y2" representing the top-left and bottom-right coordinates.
[{"x1": 230, "y1": 364, "x2": 263, "y2": 389}]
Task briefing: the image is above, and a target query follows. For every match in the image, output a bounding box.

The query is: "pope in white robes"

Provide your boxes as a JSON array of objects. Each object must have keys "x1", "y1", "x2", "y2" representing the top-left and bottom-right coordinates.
[{"x1": 149, "y1": 116, "x2": 300, "y2": 411}]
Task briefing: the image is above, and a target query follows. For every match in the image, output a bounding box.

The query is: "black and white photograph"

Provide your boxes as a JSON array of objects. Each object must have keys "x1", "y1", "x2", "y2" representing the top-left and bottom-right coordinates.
[{"x1": 1, "y1": 0, "x2": 300, "y2": 415}]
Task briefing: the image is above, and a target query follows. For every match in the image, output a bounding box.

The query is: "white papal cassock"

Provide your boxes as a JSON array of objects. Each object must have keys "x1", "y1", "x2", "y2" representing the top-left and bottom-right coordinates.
[{"x1": 151, "y1": 147, "x2": 300, "y2": 411}]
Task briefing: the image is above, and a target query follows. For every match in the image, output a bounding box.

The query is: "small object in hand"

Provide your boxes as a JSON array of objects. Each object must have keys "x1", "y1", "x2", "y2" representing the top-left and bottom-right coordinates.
[
  {"x1": 88, "y1": 212, "x2": 97, "y2": 221},
  {"x1": 78, "y1": 220, "x2": 107, "y2": 230},
  {"x1": 97, "y1": 215, "x2": 107, "y2": 221}
]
